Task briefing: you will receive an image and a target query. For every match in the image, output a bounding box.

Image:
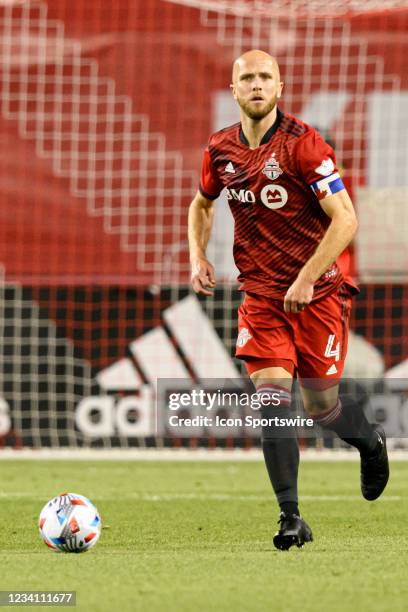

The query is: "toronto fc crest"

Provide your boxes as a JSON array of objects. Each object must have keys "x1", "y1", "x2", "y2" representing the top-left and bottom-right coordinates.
[
  {"x1": 262, "y1": 156, "x2": 283, "y2": 180},
  {"x1": 236, "y1": 327, "x2": 252, "y2": 348}
]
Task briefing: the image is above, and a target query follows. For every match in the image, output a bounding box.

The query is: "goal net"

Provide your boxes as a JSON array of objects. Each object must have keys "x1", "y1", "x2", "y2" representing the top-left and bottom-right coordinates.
[{"x1": 0, "y1": 0, "x2": 407, "y2": 449}]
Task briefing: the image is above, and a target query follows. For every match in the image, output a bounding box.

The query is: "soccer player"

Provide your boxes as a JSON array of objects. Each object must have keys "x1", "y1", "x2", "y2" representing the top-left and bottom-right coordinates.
[{"x1": 188, "y1": 50, "x2": 389, "y2": 550}]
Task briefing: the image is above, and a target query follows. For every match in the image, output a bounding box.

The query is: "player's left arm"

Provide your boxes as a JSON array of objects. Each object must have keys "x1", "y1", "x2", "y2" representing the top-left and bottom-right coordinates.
[{"x1": 284, "y1": 188, "x2": 357, "y2": 313}]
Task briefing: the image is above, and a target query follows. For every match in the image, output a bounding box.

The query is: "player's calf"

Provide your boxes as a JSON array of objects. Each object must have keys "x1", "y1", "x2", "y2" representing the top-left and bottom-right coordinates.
[
  {"x1": 255, "y1": 382, "x2": 313, "y2": 549},
  {"x1": 304, "y1": 390, "x2": 378, "y2": 454},
  {"x1": 257, "y1": 383, "x2": 299, "y2": 514}
]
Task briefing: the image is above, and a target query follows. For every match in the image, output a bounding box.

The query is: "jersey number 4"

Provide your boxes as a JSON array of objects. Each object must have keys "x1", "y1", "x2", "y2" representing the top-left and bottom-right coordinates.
[{"x1": 324, "y1": 334, "x2": 340, "y2": 361}]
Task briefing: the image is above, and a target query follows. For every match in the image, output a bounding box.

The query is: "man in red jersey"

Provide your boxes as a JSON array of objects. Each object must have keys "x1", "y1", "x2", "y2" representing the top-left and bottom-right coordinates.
[{"x1": 188, "y1": 50, "x2": 389, "y2": 550}]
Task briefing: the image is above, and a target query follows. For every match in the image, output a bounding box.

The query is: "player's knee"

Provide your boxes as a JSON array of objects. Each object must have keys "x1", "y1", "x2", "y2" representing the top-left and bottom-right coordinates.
[
  {"x1": 301, "y1": 386, "x2": 339, "y2": 415},
  {"x1": 304, "y1": 399, "x2": 335, "y2": 415},
  {"x1": 250, "y1": 364, "x2": 294, "y2": 385}
]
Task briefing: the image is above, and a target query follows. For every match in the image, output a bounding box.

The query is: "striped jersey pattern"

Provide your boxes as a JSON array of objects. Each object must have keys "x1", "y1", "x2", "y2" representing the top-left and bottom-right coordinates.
[{"x1": 199, "y1": 108, "x2": 351, "y2": 301}]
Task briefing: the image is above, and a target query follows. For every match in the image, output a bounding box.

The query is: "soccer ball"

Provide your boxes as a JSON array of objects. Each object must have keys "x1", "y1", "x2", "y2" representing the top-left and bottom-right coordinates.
[{"x1": 38, "y1": 492, "x2": 101, "y2": 553}]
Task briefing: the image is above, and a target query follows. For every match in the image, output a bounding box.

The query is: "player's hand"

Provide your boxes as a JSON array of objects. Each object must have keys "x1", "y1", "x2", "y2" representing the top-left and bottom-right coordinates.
[
  {"x1": 284, "y1": 277, "x2": 314, "y2": 313},
  {"x1": 190, "y1": 256, "x2": 216, "y2": 296}
]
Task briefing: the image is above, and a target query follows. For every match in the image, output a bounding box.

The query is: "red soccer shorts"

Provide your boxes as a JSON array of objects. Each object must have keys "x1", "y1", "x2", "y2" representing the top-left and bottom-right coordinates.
[{"x1": 236, "y1": 286, "x2": 352, "y2": 389}]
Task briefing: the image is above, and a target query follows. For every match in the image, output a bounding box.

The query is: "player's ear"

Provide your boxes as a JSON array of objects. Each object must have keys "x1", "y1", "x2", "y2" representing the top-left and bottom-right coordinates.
[
  {"x1": 277, "y1": 81, "x2": 284, "y2": 99},
  {"x1": 230, "y1": 83, "x2": 237, "y2": 99}
]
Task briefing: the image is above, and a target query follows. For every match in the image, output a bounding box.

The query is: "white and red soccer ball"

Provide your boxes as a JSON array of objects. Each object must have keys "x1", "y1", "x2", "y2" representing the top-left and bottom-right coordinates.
[{"x1": 38, "y1": 492, "x2": 101, "y2": 553}]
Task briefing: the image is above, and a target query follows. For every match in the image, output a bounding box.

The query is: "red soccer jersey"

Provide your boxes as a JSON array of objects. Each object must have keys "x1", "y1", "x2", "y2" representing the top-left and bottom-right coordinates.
[{"x1": 199, "y1": 109, "x2": 357, "y2": 300}]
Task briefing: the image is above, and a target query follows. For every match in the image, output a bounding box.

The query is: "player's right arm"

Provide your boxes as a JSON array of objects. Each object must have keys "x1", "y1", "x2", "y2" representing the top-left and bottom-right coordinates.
[
  {"x1": 188, "y1": 191, "x2": 216, "y2": 296},
  {"x1": 189, "y1": 143, "x2": 224, "y2": 296}
]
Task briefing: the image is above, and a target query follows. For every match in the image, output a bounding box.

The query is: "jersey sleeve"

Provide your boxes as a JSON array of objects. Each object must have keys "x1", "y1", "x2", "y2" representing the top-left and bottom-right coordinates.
[
  {"x1": 199, "y1": 147, "x2": 224, "y2": 200},
  {"x1": 295, "y1": 130, "x2": 345, "y2": 201}
]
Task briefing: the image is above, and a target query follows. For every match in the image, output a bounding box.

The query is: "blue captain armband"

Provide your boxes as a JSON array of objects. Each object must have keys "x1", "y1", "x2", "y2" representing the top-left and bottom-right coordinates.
[{"x1": 310, "y1": 172, "x2": 345, "y2": 201}]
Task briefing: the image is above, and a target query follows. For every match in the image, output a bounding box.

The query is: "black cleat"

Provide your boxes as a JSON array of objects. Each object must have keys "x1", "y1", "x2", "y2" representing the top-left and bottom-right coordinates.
[
  {"x1": 273, "y1": 512, "x2": 313, "y2": 551},
  {"x1": 361, "y1": 424, "x2": 389, "y2": 501}
]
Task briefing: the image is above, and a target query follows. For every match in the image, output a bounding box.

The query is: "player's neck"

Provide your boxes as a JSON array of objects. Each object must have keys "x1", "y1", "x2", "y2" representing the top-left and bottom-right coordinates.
[{"x1": 240, "y1": 107, "x2": 278, "y2": 149}]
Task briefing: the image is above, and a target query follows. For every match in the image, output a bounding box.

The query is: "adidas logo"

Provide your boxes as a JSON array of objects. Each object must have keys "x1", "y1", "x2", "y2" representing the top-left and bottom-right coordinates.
[
  {"x1": 224, "y1": 162, "x2": 235, "y2": 174},
  {"x1": 74, "y1": 296, "x2": 242, "y2": 439},
  {"x1": 97, "y1": 295, "x2": 240, "y2": 391},
  {"x1": 325, "y1": 364, "x2": 338, "y2": 375}
]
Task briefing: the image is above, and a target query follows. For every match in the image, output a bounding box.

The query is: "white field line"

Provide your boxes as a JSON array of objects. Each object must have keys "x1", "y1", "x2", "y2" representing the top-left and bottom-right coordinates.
[
  {"x1": 1, "y1": 448, "x2": 408, "y2": 461},
  {"x1": 0, "y1": 491, "x2": 402, "y2": 502},
  {"x1": 129, "y1": 493, "x2": 403, "y2": 502}
]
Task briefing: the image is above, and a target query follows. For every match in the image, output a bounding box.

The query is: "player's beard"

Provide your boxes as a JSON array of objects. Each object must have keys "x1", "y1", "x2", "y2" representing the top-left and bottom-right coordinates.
[{"x1": 237, "y1": 95, "x2": 278, "y2": 120}]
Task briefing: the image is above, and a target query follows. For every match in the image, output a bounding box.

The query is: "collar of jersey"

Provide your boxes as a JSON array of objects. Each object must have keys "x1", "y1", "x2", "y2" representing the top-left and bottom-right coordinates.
[{"x1": 239, "y1": 108, "x2": 283, "y2": 147}]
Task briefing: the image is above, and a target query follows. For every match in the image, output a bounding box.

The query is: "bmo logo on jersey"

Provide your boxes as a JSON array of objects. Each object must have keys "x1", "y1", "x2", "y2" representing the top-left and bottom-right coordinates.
[
  {"x1": 226, "y1": 185, "x2": 288, "y2": 209},
  {"x1": 225, "y1": 188, "x2": 256, "y2": 203},
  {"x1": 260, "y1": 185, "x2": 288, "y2": 209}
]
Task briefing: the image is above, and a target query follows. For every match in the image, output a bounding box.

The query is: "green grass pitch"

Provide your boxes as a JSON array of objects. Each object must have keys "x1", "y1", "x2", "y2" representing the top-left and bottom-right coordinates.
[{"x1": 0, "y1": 459, "x2": 407, "y2": 612}]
